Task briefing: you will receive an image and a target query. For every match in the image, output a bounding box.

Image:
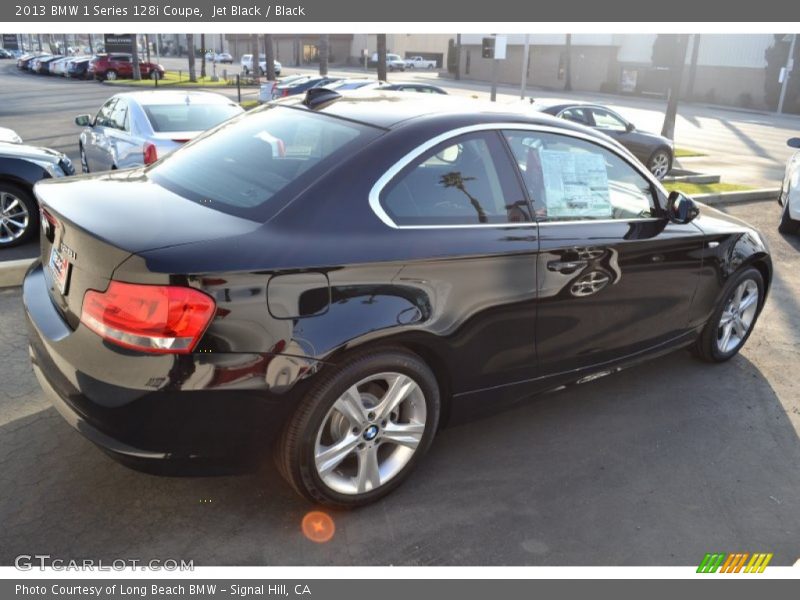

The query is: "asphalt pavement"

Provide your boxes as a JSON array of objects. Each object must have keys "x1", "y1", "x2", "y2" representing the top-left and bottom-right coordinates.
[{"x1": 0, "y1": 201, "x2": 798, "y2": 566}]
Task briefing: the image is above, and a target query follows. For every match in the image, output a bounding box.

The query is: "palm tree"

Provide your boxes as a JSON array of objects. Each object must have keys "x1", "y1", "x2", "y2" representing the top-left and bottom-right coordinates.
[
  {"x1": 264, "y1": 35, "x2": 276, "y2": 80},
  {"x1": 251, "y1": 34, "x2": 260, "y2": 83},
  {"x1": 187, "y1": 34, "x2": 197, "y2": 82},
  {"x1": 377, "y1": 34, "x2": 387, "y2": 81},
  {"x1": 319, "y1": 34, "x2": 329, "y2": 76},
  {"x1": 661, "y1": 34, "x2": 690, "y2": 139},
  {"x1": 131, "y1": 34, "x2": 141, "y2": 80},
  {"x1": 439, "y1": 172, "x2": 487, "y2": 223},
  {"x1": 200, "y1": 33, "x2": 206, "y2": 79}
]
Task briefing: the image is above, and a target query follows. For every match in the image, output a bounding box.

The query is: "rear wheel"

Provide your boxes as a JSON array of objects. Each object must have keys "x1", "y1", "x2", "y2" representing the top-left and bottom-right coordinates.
[
  {"x1": 276, "y1": 348, "x2": 440, "y2": 508},
  {"x1": 150, "y1": 70, "x2": 162, "y2": 80},
  {"x1": 647, "y1": 148, "x2": 672, "y2": 180},
  {"x1": 0, "y1": 182, "x2": 38, "y2": 248},
  {"x1": 105, "y1": 69, "x2": 118, "y2": 81},
  {"x1": 692, "y1": 267, "x2": 764, "y2": 362}
]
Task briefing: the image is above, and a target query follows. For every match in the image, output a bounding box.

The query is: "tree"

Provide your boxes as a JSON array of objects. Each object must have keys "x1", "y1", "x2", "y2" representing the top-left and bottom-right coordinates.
[
  {"x1": 377, "y1": 34, "x2": 387, "y2": 81},
  {"x1": 187, "y1": 34, "x2": 197, "y2": 82},
  {"x1": 264, "y1": 34, "x2": 276, "y2": 80},
  {"x1": 660, "y1": 34, "x2": 690, "y2": 140},
  {"x1": 564, "y1": 34, "x2": 572, "y2": 91},
  {"x1": 87, "y1": 34, "x2": 93, "y2": 55},
  {"x1": 131, "y1": 34, "x2": 142, "y2": 80},
  {"x1": 200, "y1": 33, "x2": 206, "y2": 79},
  {"x1": 251, "y1": 34, "x2": 260, "y2": 83},
  {"x1": 319, "y1": 34, "x2": 329, "y2": 76}
]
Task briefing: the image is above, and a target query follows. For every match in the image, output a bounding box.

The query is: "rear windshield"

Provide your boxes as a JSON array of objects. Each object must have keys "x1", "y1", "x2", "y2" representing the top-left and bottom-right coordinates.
[
  {"x1": 143, "y1": 102, "x2": 242, "y2": 132},
  {"x1": 149, "y1": 105, "x2": 381, "y2": 220}
]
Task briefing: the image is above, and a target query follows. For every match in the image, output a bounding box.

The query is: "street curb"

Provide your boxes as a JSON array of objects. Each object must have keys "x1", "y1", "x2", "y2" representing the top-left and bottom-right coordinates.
[
  {"x1": 664, "y1": 173, "x2": 721, "y2": 185},
  {"x1": 694, "y1": 188, "x2": 779, "y2": 206},
  {"x1": 0, "y1": 258, "x2": 35, "y2": 289}
]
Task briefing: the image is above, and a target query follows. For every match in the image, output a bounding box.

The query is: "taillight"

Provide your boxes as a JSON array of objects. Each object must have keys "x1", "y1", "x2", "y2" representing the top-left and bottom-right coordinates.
[
  {"x1": 281, "y1": 88, "x2": 289, "y2": 97},
  {"x1": 143, "y1": 142, "x2": 158, "y2": 165},
  {"x1": 81, "y1": 282, "x2": 216, "y2": 354}
]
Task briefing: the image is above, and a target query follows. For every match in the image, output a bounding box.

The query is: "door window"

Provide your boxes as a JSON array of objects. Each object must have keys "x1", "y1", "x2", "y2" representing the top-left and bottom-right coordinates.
[
  {"x1": 108, "y1": 100, "x2": 128, "y2": 131},
  {"x1": 558, "y1": 107, "x2": 591, "y2": 125},
  {"x1": 503, "y1": 130, "x2": 657, "y2": 221},
  {"x1": 590, "y1": 108, "x2": 628, "y2": 132},
  {"x1": 94, "y1": 98, "x2": 117, "y2": 127},
  {"x1": 380, "y1": 132, "x2": 530, "y2": 226}
]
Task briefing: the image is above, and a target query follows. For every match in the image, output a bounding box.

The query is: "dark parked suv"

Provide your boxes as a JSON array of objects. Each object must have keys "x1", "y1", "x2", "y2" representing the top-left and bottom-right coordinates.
[
  {"x1": 88, "y1": 53, "x2": 164, "y2": 81},
  {"x1": 25, "y1": 91, "x2": 771, "y2": 507}
]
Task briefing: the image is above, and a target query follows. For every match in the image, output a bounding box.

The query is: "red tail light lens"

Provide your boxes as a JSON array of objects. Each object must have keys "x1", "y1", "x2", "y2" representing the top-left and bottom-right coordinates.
[
  {"x1": 281, "y1": 88, "x2": 289, "y2": 97},
  {"x1": 81, "y1": 282, "x2": 216, "y2": 354},
  {"x1": 143, "y1": 142, "x2": 158, "y2": 165}
]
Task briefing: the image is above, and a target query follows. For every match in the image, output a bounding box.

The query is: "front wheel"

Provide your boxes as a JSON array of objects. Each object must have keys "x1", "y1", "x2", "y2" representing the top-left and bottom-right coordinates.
[
  {"x1": 647, "y1": 148, "x2": 672, "y2": 180},
  {"x1": 778, "y1": 193, "x2": 799, "y2": 234},
  {"x1": 276, "y1": 348, "x2": 440, "y2": 508},
  {"x1": 692, "y1": 267, "x2": 764, "y2": 362}
]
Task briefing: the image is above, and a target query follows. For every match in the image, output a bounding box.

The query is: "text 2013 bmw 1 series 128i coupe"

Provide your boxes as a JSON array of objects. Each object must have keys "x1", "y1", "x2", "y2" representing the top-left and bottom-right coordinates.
[{"x1": 24, "y1": 89, "x2": 771, "y2": 507}]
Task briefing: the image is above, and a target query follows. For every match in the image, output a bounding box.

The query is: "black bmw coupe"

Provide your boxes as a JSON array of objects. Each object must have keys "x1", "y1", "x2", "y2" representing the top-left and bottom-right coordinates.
[{"x1": 25, "y1": 90, "x2": 771, "y2": 507}]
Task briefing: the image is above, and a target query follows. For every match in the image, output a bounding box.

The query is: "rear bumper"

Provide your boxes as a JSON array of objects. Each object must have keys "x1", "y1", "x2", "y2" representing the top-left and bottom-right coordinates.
[{"x1": 23, "y1": 262, "x2": 310, "y2": 463}]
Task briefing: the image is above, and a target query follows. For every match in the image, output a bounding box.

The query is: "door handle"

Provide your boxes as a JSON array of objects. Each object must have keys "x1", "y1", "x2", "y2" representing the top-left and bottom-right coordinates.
[{"x1": 547, "y1": 260, "x2": 588, "y2": 274}]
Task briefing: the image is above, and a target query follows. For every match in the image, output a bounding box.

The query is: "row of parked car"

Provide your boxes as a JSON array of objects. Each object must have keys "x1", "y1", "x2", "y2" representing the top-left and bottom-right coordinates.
[{"x1": 16, "y1": 52, "x2": 165, "y2": 81}]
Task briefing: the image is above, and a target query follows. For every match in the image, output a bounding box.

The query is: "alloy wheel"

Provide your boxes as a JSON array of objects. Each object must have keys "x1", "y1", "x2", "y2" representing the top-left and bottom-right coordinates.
[
  {"x1": 649, "y1": 151, "x2": 670, "y2": 179},
  {"x1": 313, "y1": 372, "x2": 427, "y2": 495},
  {"x1": 716, "y1": 279, "x2": 759, "y2": 354},
  {"x1": 0, "y1": 191, "x2": 30, "y2": 245}
]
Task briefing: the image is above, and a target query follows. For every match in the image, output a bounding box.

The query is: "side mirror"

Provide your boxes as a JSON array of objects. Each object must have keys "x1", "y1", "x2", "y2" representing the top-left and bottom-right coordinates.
[
  {"x1": 625, "y1": 122, "x2": 635, "y2": 133},
  {"x1": 788, "y1": 137, "x2": 800, "y2": 149},
  {"x1": 74, "y1": 114, "x2": 91, "y2": 127},
  {"x1": 667, "y1": 191, "x2": 700, "y2": 224}
]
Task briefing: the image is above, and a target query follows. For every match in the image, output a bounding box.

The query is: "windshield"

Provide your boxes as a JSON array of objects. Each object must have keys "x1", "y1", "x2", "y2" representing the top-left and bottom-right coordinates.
[
  {"x1": 149, "y1": 106, "x2": 381, "y2": 220},
  {"x1": 143, "y1": 102, "x2": 243, "y2": 133}
]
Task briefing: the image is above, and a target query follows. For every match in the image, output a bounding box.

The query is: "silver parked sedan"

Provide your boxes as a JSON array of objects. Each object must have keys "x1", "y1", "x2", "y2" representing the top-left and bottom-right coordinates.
[{"x1": 75, "y1": 91, "x2": 244, "y2": 173}]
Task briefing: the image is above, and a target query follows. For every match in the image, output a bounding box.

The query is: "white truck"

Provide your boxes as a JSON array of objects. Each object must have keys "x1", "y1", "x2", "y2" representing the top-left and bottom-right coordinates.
[
  {"x1": 370, "y1": 53, "x2": 406, "y2": 71},
  {"x1": 404, "y1": 56, "x2": 437, "y2": 69}
]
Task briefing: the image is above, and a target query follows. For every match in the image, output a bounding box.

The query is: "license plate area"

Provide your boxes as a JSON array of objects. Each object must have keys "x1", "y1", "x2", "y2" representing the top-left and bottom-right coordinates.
[{"x1": 48, "y1": 245, "x2": 71, "y2": 296}]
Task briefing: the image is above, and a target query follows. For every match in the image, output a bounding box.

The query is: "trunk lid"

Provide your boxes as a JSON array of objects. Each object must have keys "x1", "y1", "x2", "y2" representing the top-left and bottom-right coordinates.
[{"x1": 34, "y1": 168, "x2": 261, "y2": 328}]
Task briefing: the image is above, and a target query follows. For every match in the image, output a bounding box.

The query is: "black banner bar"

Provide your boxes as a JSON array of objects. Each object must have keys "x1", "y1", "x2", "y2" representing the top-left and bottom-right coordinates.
[{"x1": 2, "y1": 0, "x2": 800, "y2": 22}]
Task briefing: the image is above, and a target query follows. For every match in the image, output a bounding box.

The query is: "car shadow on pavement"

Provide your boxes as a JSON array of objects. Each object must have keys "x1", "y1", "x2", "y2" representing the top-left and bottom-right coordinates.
[{"x1": 0, "y1": 349, "x2": 798, "y2": 567}]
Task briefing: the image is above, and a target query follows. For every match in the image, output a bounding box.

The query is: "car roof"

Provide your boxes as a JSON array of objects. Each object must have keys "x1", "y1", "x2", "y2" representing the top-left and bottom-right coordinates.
[
  {"x1": 114, "y1": 91, "x2": 237, "y2": 106},
  {"x1": 277, "y1": 90, "x2": 613, "y2": 135}
]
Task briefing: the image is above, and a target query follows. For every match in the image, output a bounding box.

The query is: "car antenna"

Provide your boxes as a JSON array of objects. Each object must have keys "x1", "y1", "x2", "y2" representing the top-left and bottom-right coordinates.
[{"x1": 303, "y1": 88, "x2": 342, "y2": 110}]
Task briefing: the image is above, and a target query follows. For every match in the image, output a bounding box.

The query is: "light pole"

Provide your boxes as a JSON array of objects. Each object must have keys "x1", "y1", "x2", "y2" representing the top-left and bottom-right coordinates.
[
  {"x1": 520, "y1": 34, "x2": 530, "y2": 99},
  {"x1": 778, "y1": 33, "x2": 797, "y2": 115}
]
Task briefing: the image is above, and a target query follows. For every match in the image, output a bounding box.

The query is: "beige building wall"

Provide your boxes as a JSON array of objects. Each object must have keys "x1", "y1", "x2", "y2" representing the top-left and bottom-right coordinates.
[{"x1": 350, "y1": 34, "x2": 453, "y2": 63}]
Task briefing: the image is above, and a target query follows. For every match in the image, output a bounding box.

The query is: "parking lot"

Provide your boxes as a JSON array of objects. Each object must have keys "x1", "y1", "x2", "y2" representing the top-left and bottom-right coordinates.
[
  {"x1": 1, "y1": 58, "x2": 800, "y2": 566},
  {"x1": 0, "y1": 198, "x2": 798, "y2": 565}
]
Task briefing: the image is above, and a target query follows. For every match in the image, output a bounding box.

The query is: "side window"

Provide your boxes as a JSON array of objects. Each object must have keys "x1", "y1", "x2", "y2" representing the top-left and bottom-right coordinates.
[
  {"x1": 591, "y1": 109, "x2": 628, "y2": 132},
  {"x1": 95, "y1": 99, "x2": 117, "y2": 127},
  {"x1": 503, "y1": 130, "x2": 657, "y2": 222},
  {"x1": 108, "y1": 100, "x2": 128, "y2": 131},
  {"x1": 559, "y1": 108, "x2": 590, "y2": 125},
  {"x1": 380, "y1": 132, "x2": 530, "y2": 226}
]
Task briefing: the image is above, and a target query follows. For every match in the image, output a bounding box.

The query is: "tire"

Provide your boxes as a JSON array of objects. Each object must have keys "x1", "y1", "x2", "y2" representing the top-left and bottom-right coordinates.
[
  {"x1": 105, "y1": 69, "x2": 117, "y2": 81},
  {"x1": 0, "y1": 182, "x2": 38, "y2": 248},
  {"x1": 79, "y1": 144, "x2": 89, "y2": 174},
  {"x1": 691, "y1": 267, "x2": 764, "y2": 363},
  {"x1": 647, "y1": 148, "x2": 672, "y2": 180},
  {"x1": 150, "y1": 70, "x2": 162, "y2": 81},
  {"x1": 778, "y1": 194, "x2": 799, "y2": 234},
  {"x1": 276, "y1": 347, "x2": 440, "y2": 508}
]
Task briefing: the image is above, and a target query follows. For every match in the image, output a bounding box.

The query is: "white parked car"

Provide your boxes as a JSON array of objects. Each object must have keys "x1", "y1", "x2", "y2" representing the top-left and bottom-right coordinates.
[
  {"x1": 75, "y1": 91, "x2": 244, "y2": 173},
  {"x1": 404, "y1": 56, "x2": 437, "y2": 69},
  {"x1": 205, "y1": 51, "x2": 233, "y2": 64},
  {"x1": 779, "y1": 137, "x2": 800, "y2": 234},
  {"x1": 240, "y1": 54, "x2": 282, "y2": 76},
  {"x1": 0, "y1": 127, "x2": 23, "y2": 144}
]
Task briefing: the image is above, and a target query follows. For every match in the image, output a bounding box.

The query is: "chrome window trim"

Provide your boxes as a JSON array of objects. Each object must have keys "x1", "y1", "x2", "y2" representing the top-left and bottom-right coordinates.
[{"x1": 368, "y1": 122, "x2": 666, "y2": 230}]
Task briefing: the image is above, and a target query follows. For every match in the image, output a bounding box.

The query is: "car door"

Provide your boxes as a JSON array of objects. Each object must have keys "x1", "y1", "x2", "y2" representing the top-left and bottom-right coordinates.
[
  {"x1": 376, "y1": 130, "x2": 541, "y2": 396},
  {"x1": 104, "y1": 98, "x2": 140, "y2": 169},
  {"x1": 502, "y1": 128, "x2": 704, "y2": 377},
  {"x1": 85, "y1": 98, "x2": 117, "y2": 172}
]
